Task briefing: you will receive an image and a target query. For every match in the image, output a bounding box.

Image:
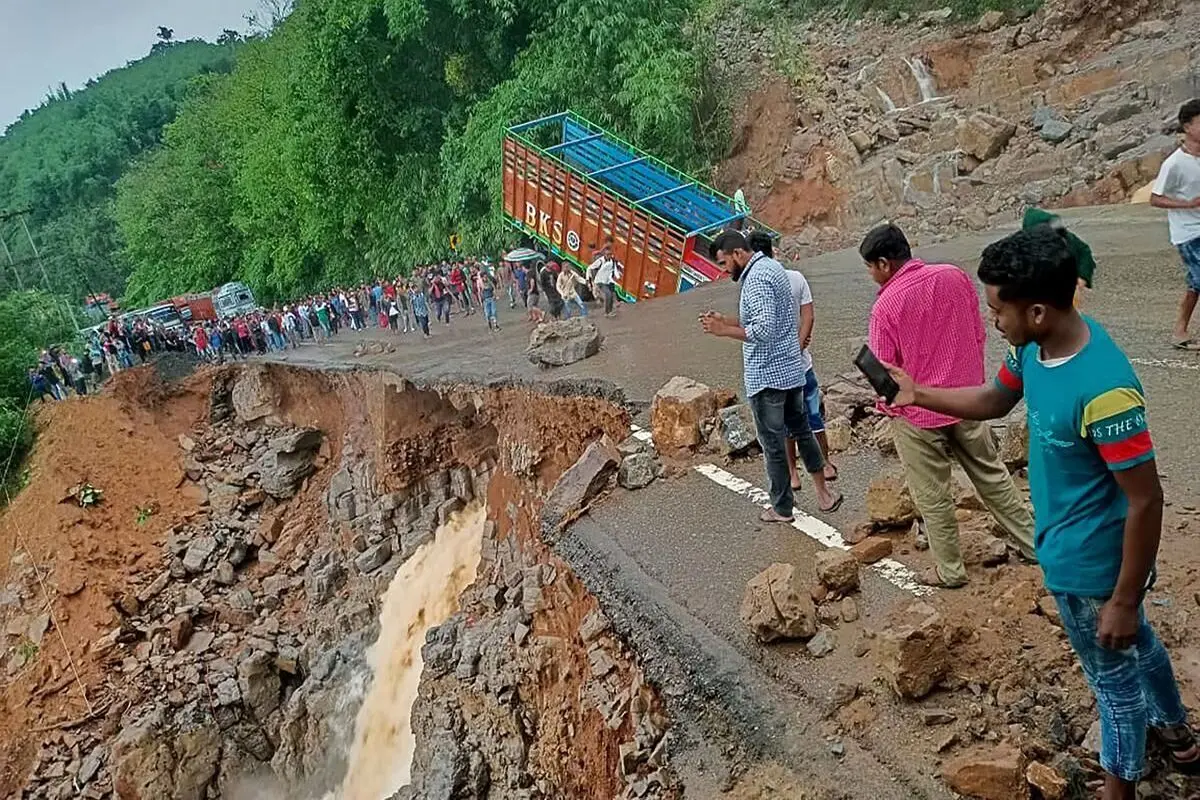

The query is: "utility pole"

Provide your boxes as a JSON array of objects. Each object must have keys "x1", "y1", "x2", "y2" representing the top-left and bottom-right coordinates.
[
  {"x1": 19, "y1": 213, "x2": 79, "y2": 332},
  {"x1": 0, "y1": 234, "x2": 23, "y2": 291}
]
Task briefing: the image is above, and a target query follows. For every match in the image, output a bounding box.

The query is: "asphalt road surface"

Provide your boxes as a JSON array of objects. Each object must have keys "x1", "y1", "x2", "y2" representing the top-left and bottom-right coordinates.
[{"x1": 268, "y1": 202, "x2": 1200, "y2": 797}]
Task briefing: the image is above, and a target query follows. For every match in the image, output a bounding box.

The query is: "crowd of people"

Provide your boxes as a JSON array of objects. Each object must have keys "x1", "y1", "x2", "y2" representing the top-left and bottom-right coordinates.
[
  {"x1": 182, "y1": 248, "x2": 626, "y2": 362},
  {"x1": 695, "y1": 99, "x2": 1200, "y2": 800}
]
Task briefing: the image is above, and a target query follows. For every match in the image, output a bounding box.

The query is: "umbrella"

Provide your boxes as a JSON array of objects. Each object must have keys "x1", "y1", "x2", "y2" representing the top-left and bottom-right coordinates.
[{"x1": 503, "y1": 248, "x2": 545, "y2": 263}]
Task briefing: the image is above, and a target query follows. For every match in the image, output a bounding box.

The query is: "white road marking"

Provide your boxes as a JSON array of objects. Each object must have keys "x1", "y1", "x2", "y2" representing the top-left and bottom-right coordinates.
[
  {"x1": 631, "y1": 423, "x2": 927, "y2": 595},
  {"x1": 1131, "y1": 356, "x2": 1200, "y2": 372},
  {"x1": 692, "y1": 463, "x2": 929, "y2": 596}
]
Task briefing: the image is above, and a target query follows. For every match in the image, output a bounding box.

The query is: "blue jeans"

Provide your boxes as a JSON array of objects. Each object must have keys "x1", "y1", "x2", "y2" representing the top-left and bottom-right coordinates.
[
  {"x1": 483, "y1": 297, "x2": 497, "y2": 323},
  {"x1": 1054, "y1": 593, "x2": 1188, "y2": 781},
  {"x1": 564, "y1": 296, "x2": 587, "y2": 318},
  {"x1": 748, "y1": 386, "x2": 826, "y2": 517},
  {"x1": 1179, "y1": 236, "x2": 1200, "y2": 292},
  {"x1": 801, "y1": 367, "x2": 825, "y2": 434}
]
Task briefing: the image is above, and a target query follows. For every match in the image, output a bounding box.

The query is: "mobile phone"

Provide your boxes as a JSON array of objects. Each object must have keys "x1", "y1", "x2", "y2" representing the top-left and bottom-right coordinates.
[{"x1": 854, "y1": 344, "x2": 900, "y2": 404}]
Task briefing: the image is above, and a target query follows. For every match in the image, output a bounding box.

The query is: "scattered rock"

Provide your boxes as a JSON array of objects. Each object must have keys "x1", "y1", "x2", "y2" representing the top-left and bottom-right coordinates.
[
  {"x1": 237, "y1": 651, "x2": 282, "y2": 722},
  {"x1": 355, "y1": 541, "x2": 393, "y2": 574},
  {"x1": 182, "y1": 537, "x2": 217, "y2": 574},
  {"x1": 980, "y1": 536, "x2": 1009, "y2": 567},
  {"x1": 848, "y1": 130, "x2": 874, "y2": 154},
  {"x1": 711, "y1": 404, "x2": 758, "y2": 456},
  {"x1": 1000, "y1": 417, "x2": 1028, "y2": 468},
  {"x1": 942, "y1": 744, "x2": 1029, "y2": 800},
  {"x1": 542, "y1": 437, "x2": 619, "y2": 530},
  {"x1": 957, "y1": 112, "x2": 1017, "y2": 162},
  {"x1": 877, "y1": 602, "x2": 949, "y2": 699},
  {"x1": 850, "y1": 536, "x2": 893, "y2": 564},
  {"x1": 1025, "y1": 761, "x2": 1068, "y2": 800},
  {"x1": 1037, "y1": 595, "x2": 1062, "y2": 626},
  {"x1": 740, "y1": 562, "x2": 818, "y2": 643},
  {"x1": 166, "y1": 614, "x2": 193, "y2": 651},
  {"x1": 807, "y1": 628, "x2": 837, "y2": 658},
  {"x1": 866, "y1": 473, "x2": 917, "y2": 527},
  {"x1": 825, "y1": 417, "x2": 852, "y2": 452},
  {"x1": 977, "y1": 9, "x2": 1005, "y2": 31},
  {"x1": 214, "y1": 561, "x2": 236, "y2": 586},
  {"x1": 1039, "y1": 119, "x2": 1073, "y2": 144},
  {"x1": 1082, "y1": 719, "x2": 1102, "y2": 753},
  {"x1": 527, "y1": 318, "x2": 602, "y2": 367},
  {"x1": 840, "y1": 596, "x2": 859, "y2": 623},
  {"x1": 618, "y1": 452, "x2": 658, "y2": 490},
  {"x1": 815, "y1": 550, "x2": 860, "y2": 597},
  {"x1": 258, "y1": 428, "x2": 323, "y2": 498},
  {"x1": 921, "y1": 708, "x2": 957, "y2": 726},
  {"x1": 650, "y1": 376, "x2": 718, "y2": 452}
]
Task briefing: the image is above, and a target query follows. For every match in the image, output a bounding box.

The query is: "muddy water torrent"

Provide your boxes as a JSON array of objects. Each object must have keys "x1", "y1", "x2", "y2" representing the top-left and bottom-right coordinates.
[{"x1": 334, "y1": 504, "x2": 486, "y2": 800}]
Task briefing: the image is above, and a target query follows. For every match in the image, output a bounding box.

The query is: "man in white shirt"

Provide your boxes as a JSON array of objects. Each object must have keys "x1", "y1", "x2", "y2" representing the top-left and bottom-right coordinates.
[
  {"x1": 747, "y1": 232, "x2": 839, "y2": 489},
  {"x1": 1150, "y1": 99, "x2": 1200, "y2": 350},
  {"x1": 586, "y1": 240, "x2": 620, "y2": 317}
]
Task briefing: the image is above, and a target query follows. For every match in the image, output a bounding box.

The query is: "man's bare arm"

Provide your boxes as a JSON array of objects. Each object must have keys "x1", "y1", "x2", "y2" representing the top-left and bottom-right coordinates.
[
  {"x1": 798, "y1": 303, "x2": 814, "y2": 350},
  {"x1": 1150, "y1": 193, "x2": 1200, "y2": 209},
  {"x1": 887, "y1": 365, "x2": 1021, "y2": 421}
]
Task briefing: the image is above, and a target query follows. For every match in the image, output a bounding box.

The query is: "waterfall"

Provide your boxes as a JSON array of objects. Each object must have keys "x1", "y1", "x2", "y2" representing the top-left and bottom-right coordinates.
[
  {"x1": 874, "y1": 86, "x2": 898, "y2": 113},
  {"x1": 904, "y1": 57, "x2": 940, "y2": 103},
  {"x1": 333, "y1": 505, "x2": 486, "y2": 800}
]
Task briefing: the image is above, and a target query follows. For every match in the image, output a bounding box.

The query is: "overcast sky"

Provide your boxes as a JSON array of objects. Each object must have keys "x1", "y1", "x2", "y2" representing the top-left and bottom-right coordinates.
[{"x1": 1, "y1": 0, "x2": 260, "y2": 128}]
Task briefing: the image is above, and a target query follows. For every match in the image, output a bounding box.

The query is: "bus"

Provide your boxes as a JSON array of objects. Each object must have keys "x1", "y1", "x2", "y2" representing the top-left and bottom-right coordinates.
[{"x1": 213, "y1": 282, "x2": 257, "y2": 319}]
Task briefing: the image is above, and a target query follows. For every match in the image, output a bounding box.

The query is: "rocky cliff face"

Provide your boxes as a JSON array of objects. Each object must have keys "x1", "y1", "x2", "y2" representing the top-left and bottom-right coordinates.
[
  {"x1": 10, "y1": 364, "x2": 675, "y2": 800},
  {"x1": 713, "y1": 0, "x2": 1198, "y2": 254}
]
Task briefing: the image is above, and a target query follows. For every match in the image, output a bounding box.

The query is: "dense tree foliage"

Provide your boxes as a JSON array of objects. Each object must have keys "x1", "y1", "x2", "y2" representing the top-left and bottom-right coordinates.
[
  {"x1": 0, "y1": 40, "x2": 238, "y2": 299},
  {"x1": 116, "y1": 0, "x2": 719, "y2": 304}
]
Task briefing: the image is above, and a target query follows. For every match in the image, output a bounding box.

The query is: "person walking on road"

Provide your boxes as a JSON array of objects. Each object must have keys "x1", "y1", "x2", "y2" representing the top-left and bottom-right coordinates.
[
  {"x1": 861, "y1": 223, "x2": 1034, "y2": 588},
  {"x1": 587, "y1": 242, "x2": 621, "y2": 317},
  {"x1": 700, "y1": 230, "x2": 842, "y2": 520},
  {"x1": 1150, "y1": 98, "x2": 1200, "y2": 351},
  {"x1": 884, "y1": 225, "x2": 1200, "y2": 800},
  {"x1": 409, "y1": 284, "x2": 431, "y2": 338},
  {"x1": 557, "y1": 263, "x2": 589, "y2": 319}
]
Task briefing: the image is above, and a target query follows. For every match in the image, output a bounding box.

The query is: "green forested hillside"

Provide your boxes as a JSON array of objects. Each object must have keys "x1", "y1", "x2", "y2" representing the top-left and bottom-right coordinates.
[
  {"x1": 115, "y1": 0, "x2": 719, "y2": 305},
  {"x1": 0, "y1": 39, "x2": 238, "y2": 299}
]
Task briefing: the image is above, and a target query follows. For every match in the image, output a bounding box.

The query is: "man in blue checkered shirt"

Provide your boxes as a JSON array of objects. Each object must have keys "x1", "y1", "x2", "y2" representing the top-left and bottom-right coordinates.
[{"x1": 701, "y1": 230, "x2": 843, "y2": 519}]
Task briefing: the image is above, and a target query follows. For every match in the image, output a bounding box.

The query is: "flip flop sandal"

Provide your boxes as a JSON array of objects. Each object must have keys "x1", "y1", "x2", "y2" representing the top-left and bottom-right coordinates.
[
  {"x1": 824, "y1": 465, "x2": 840, "y2": 482},
  {"x1": 760, "y1": 508, "x2": 795, "y2": 523},
  {"x1": 818, "y1": 493, "x2": 844, "y2": 514},
  {"x1": 1155, "y1": 726, "x2": 1200, "y2": 775},
  {"x1": 1171, "y1": 339, "x2": 1200, "y2": 351}
]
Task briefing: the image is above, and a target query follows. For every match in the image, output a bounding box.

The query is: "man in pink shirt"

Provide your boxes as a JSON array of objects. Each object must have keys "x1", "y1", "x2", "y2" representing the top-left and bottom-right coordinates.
[{"x1": 862, "y1": 224, "x2": 1034, "y2": 588}]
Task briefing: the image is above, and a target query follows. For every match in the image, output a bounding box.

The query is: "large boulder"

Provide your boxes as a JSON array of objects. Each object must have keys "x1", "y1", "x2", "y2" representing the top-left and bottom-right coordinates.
[
  {"x1": 876, "y1": 601, "x2": 949, "y2": 699},
  {"x1": 527, "y1": 318, "x2": 601, "y2": 367},
  {"x1": 866, "y1": 472, "x2": 917, "y2": 527},
  {"x1": 942, "y1": 744, "x2": 1030, "y2": 800},
  {"x1": 651, "y1": 376, "x2": 719, "y2": 452},
  {"x1": 542, "y1": 437, "x2": 619, "y2": 532},
  {"x1": 231, "y1": 366, "x2": 279, "y2": 423},
  {"x1": 741, "y1": 563, "x2": 818, "y2": 643},
  {"x1": 111, "y1": 712, "x2": 221, "y2": 800},
  {"x1": 258, "y1": 428, "x2": 323, "y2": 498},
  {"x1": 238, "y1": 650, "x2": 282, "y2": 722},
  {"x1": 957, "y1": 112, "x2": 1017, "y2": 162}
]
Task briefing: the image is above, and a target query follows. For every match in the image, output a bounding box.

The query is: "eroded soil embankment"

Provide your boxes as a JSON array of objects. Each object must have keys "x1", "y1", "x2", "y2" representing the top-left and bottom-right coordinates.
[{"x1": 0, "y1": 362, "x2": 674, "y2": 799}]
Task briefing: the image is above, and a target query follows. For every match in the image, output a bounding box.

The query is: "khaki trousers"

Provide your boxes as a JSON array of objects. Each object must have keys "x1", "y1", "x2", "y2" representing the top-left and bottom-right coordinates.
[{"x1": 890, "y1": 418, "x2": 1035, "y2": 585}]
